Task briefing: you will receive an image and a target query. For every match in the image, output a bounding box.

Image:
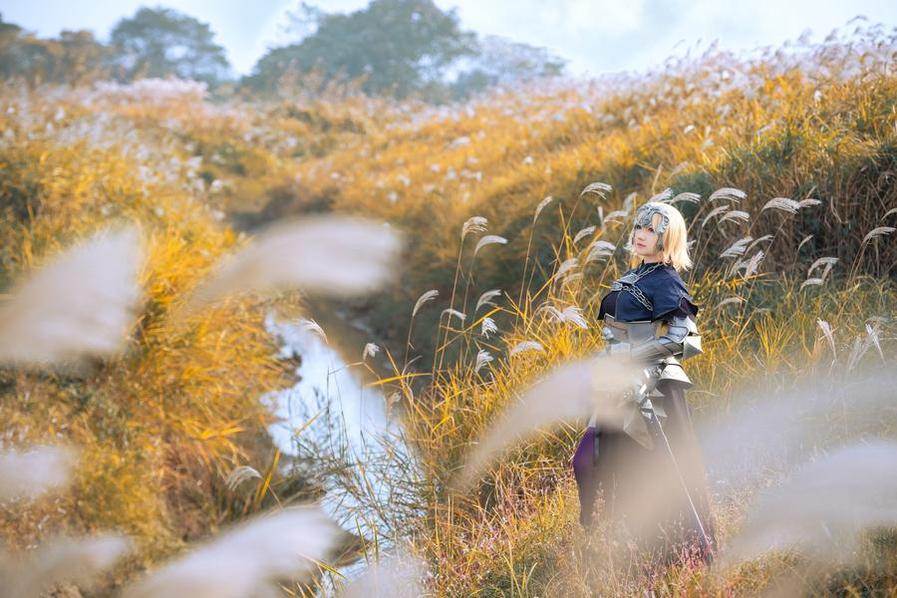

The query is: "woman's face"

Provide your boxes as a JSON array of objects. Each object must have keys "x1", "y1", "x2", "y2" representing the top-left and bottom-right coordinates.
[{"x1": 632, "y1": 222, "x2": 663, "y2": 260}]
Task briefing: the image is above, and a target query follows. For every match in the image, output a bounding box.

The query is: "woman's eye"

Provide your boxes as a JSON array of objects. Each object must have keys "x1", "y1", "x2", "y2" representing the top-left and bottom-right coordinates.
[
  {"x1": 647, "y1": 227, "x2": 655, "y2": 233},
  {"x1": 634, "y1": 224, "x2": 642, "y2": 230}
]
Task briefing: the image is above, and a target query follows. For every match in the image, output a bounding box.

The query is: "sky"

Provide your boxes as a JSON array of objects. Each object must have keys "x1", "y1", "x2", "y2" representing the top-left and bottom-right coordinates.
[{"x1": 2, "y1": 0, "x2": 896, "y2": 77}]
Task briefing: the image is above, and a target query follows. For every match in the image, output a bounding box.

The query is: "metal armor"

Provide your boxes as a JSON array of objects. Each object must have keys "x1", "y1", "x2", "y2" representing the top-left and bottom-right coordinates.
[
  {"x1": 592, "y1": 314, "x2": 703, "y2": 449},
  {"x1": 602, "y1": 314, "x2": 702, "y2": 385}
]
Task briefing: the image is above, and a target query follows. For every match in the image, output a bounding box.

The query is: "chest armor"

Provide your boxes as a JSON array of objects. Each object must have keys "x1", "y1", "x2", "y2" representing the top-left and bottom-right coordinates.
[{"x1": 610, "y1": 262, "x2": 666, "y2": 321}]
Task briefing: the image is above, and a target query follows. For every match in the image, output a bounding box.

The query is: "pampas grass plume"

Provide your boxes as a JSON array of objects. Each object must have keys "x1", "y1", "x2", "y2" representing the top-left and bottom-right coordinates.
[
  {"x1": 182, "y1": 216, "x2": 401, "y2": 313},
  {"x1": 122, "y1": 506, "x2": 341, "y2": 598},
  {"x1": 454, "y1": 354, "x2": 640, "y2": 489},
  {"x1": 339, "y1": 553, "x2": 427, "y2": 598},
  {"x1": 722, "y1": 441, "x2": 897, "y2": 567},
  {"x1": 0, "y1": 446, "x2": 77, "y2": 501},
  {"x1": 0, "y1": 227, "x2": 143, "y2": 366},
  {"x1": 4, "y1": 535, "x2": 131, "y2": 598}
]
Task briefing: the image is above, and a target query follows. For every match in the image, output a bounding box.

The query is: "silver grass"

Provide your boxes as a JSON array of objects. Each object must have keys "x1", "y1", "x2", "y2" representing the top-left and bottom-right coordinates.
[
  {"x1": 670, "y1": 162, "x2": 690, "y2": 177},
  {"x1": 717, "y1": 296, "x2": 745, "y2": 308},
  {"x1": 0, "y1": 227, "x2": 143, "y2": 366},
  {"x1": 579, "y1": 182, "x2": 612, "y2": 200},
  {"x1": 670, "y1": 192, "x2": 701, "y2": 205},
  {"x1": 561, "y1": 306, "x2": 588, "y2": 330},
  {"x1": 533, "y1": 196, "x2": 554, "y2": 223},
  {"x1": 590, "y1": 240, "x2": 616, "y2": 253},
  {"x1": 183, "y1": 216, "x2": 401, "y2": 312},
  {"x1": 508, "y1": 341, "x2": 545, "y2": 357},
  {"x1": 622, "y1": 192, "x2": 637, "y2": 213},
  {"x1": 700, "y1": 367, "x2": 897, "y2": 495},
  {"x1": 5, "y1": 535, "x2": 131, "y2": 598},
  {"x1": 412, "y1": 289, "x2": 439, "y2": 318},
  {"x1": 225, "y1": 466, "x2": 262, "y2": 491},
  {"x1": 455, "y1": 355, "x2": 641, "y2": 488},
  {"x1": 720, "y1": 236, "x2": 753, "y2": 259},
  {"x1": 746, "y1": 234, "x2": 774, "y2": 252},
  {"x1": 722, "y1": 442, "x2": 897, "y2": 567},
  {"x1": 729, "y1": 257, "x2": 747, "y2": 276},
  {"x1": 553, "y1": 258, "x2": 579, "y2": 282},
  {"x1": 475, "y1": 349, "x2": 494, "y2": 373},
  {"x1": 441, "y1": 308, "x2": 466, "y2": 323},
  {"x1": 585, "y1": 241, "x2": 616, "y2": 264},
  {"x1": 0, "y1": 446, "x2": 76, "y2": 501},
  {"x1": 299, "y1": 318, "x2": 328, "y2": 344},
  {"x1": 648, "y1": 188, "x2": 673, "y2": 203},
  {"x1": 718, "y1": 210, "x2": 751, "y2": 225},
  {"x1": 817, "y1": 319, "x2": 836, "y2": 359},
  {"x1": 601, "y1": 210, "x2": 629, "y2": 226},
  {"x1": 708, "y1": 187, "x2": 746, "y2": 203},
  {"x1": 573, "y1": 226, "x2": 597, "y2": 245},
  {"x1": 362, "y1": 343, "x2": 381, "y2": 361},
  {"x1": 797, "y1": 234, "x2": 814, "y2": 253},
  {"x1": 808, "y1": 257, "x2": 839, "y2": 278},
  {"x1": 480, "y1": 317, "x2": 498, "y2": 339},
  {"x1": 461, "y1": 216, "x2": 488, "y2": 239},
  {"x1": 862, "y1": 226, "x2": 895, "y2": 244},
  {"x1": 537, "y1": 305, "x2": 564, "y2": 324},
  {"x1": 882, "y1": 207, "x2": 897, "y2": 220},
  {"x1": 865, "y1": 324, "x2": 884, "y2": 361},
  {"x1": 339, "y1": 553, "x2": 426, "y2": 598},
  {"x1": 123, "y1": 507, "x2": 340, "y2": 598},
  {"x1": 475, "y1": 289, "x2": 502, "y2": 313},
  {"x1": 761, "y1": 197, "x2": 801, "y2": 214},
  {"x1": 846, "y1": 332, "x2": 875, "y2": 371},
  {"x1": 701, "y1": 205, "x2": 730, "y2": 228},
  {"x1": 473, "y1": 235, "x2": 508, "y2": 257},
  {"x1": 798, "y1": 198, "x2": 822, "y2": 209},
  {"x1": 743, "y1": 251, "x2": 765, "y2": 278},
  {"x1": 800, "y1": 277, "x2": 824, "y2": 290}
]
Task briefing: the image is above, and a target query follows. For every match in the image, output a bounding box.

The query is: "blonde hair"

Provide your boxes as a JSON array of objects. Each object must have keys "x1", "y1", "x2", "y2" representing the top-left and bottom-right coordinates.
[{"x1": 627, "y1": 202, "x2": 693, "y2": 271}]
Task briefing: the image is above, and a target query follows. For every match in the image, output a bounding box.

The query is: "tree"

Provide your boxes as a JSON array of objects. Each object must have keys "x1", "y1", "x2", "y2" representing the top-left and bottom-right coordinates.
[
  {"x1": 450, "y1": 35, "x2": 566, "y2": 98},
  {"x1": 55, "y1": 30, "x2": 109, "y2": 85},
  {"x1": 244, "y1": 0, "x2": 475, "y2": 98},
  {"x1": 0, "y1": 14, "x2": 108, "y2": 86},
  {"x1": 108, "y1": 7, "x2": 230, "y2": 85}
]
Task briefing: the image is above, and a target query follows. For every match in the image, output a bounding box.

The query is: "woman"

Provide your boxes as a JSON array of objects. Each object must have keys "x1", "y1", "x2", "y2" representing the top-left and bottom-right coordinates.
[{"x1": 571, "y1": 201, "x2": 716, "y2": 566}]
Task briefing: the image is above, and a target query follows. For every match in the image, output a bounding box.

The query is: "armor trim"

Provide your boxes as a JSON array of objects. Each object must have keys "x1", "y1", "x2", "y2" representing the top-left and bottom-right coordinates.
[{"x1": 603, "y1": 314, "x2": 701, "y2": 390}]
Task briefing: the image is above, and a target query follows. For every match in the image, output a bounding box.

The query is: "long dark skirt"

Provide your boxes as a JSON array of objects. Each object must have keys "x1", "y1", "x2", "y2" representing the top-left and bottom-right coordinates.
[{"x1": 571, "y1": 385, "x2": 716, "y2": 566}]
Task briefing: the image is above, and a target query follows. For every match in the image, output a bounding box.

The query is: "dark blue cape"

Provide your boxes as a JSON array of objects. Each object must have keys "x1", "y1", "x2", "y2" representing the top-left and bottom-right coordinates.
[{"x1": 599, "y1": 262, "x2": 698, "y2": 322}]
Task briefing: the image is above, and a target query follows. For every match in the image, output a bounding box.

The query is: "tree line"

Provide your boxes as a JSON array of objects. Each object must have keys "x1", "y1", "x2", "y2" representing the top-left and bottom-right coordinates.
[{"x1": 0, "y1": 1, "x2": 565, "y2": 101}]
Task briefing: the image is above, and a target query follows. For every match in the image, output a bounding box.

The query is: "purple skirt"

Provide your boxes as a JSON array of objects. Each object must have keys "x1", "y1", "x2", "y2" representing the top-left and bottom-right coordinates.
[{"x1": 571, "y1": 385, "x2": 716, "y2": 565}]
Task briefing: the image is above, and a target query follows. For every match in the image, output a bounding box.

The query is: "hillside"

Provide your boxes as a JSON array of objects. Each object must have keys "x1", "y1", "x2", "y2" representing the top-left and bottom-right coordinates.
[{"x1": 1, "y1": 21, "x2": 896, "y2": 596}]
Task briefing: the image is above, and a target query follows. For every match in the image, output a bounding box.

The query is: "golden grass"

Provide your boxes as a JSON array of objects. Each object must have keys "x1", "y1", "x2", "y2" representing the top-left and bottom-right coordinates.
[{"x1": 0, "y1": 91, "x2": 292, "y2": 574}]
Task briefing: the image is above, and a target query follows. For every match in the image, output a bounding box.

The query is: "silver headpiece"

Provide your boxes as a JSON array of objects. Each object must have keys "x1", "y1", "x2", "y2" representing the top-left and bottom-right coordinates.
[{"x1": 634, "y1": 202, "x2": 672, "y2": 250}]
